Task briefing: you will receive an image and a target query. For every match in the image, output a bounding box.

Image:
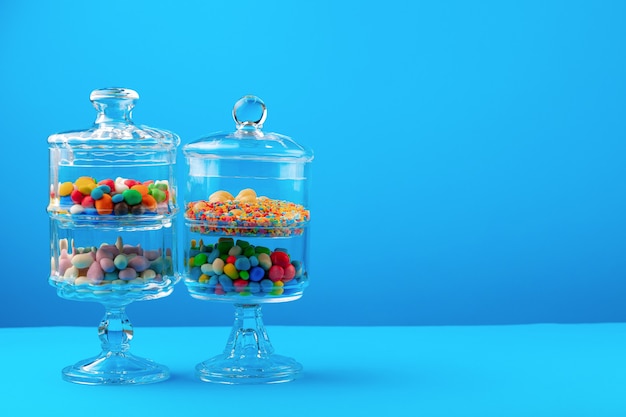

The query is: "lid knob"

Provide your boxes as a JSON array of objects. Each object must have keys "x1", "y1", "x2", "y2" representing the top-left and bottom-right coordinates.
[
  {"x1": 90, "y1": 87, "x2": 139, "y2": 125},
  {"x1": 232, "y1": 95, "x2": 267, "y2": 130}
]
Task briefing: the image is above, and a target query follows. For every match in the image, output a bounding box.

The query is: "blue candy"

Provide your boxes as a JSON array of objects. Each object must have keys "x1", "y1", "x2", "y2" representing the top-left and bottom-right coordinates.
[
  {"x1": 249, "y1": 255, "x2": 259, "y2": 267},
  {"x1": 248, "y1": 281, "x2": 261, "y2": 294},
  {"x1": 234, "y1": 256, "x2": 251, "y2": 271},
  {"x1": 219, "y1": 274, "x2": 234, "y2": 292},
  {"x1": 249, "y1": 266, "x2": 265, "y2": 282},
  {"x1": 208, "y1": 249, "x2": 220, "y2": 263},
  {"x1": 260, "y1": 279, "x2": 274, "y2": 293},
  {"x1": 189, "y1": 266, "x2": 202, "y2": 281},
  {"x1": 111, "y1": 194, "x2": 125, "y2": 203},
  {"x1": 90, "y1": 187, "x2": 104, "y2": 200}
]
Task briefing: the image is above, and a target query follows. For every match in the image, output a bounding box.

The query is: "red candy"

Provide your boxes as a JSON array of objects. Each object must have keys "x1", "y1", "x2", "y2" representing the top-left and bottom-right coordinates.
[
  {"x1": 98, "y1": 179, "x2": 115, "y2": 191},
  {"x1": 233, "y1": 279, "x2": 248, "y2": 292},
  {"x1": 282, "y1": 264, "x2": 296, "y2": 282},
  {"x1": 214, "y1": 283, "x2": 225, "y2": 295},
  {"x1": 226, "y1": 255, "x2": 237, "y2": 264},
  {"x1": 270, "y1": 251, "x2": 290, "y2": 268},
  {"x1": 70, "y1": 189, "x2": 84, "y2": 204},
  {"x1": 81, "y1": 196, "x2": 95, "y2": 208},
  {"x1": 124, "y1": 179, "x2": 139, "y2": 188},
  {"x1": 268, "y1": 265, "x2": 284, "y2": 282}
]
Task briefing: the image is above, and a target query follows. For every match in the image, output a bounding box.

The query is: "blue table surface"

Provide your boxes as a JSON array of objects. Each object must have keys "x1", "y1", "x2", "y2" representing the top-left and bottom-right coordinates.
[{"x1": 1, "y1": 324, "x2": 625, "y2": 417}]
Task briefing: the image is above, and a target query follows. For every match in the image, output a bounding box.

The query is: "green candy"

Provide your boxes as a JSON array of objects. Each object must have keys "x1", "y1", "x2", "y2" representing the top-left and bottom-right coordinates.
[
  {"x1": 239, "y1": 270, "x2": 250, "y2": 280},
  {"x1": 255, "y1": 246, "x2": 271, "y2": 255},
  {"x1": 243, "y1": 246, "x2": 256, "y2": 257},
  {"x1": 122, "y1": 189, "x2": 142, "y2": 205},
  {"x1": 236, "y1": 239, "x2": 250, "y2": 249},
  {"x1": 217, "y1": 240, "x2": 234, "y2": 254},
  {"x1": 150, "y1": 188, "x2": 166, "y2": 203},
  {"x1": 193, "y1": 253, "x2": 208, "y2": 266}
]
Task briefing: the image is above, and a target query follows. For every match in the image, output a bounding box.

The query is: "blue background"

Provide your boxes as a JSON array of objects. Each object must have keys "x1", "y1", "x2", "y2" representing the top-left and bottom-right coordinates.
[{"x1": 0, "y1": 0, "x2": 625, "y2": 327}]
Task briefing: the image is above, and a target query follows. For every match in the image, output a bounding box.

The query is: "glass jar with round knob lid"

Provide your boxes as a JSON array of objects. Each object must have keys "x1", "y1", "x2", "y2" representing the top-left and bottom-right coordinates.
[
  {"x1": 47, "y1": 87, "x2": 180, "y2": 385},
  {"x1": 183, "y1": 95, "x2": 314, "y2": 384}
]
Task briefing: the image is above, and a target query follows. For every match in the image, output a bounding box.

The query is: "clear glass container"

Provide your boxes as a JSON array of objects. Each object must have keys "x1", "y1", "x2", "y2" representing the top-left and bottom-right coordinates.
[
  {"x1": 47, "y1": 87, "x2": 180, "y2": 385},
  {"x1": 183, "y1": 95, "x2": 313, "y2": 383}
]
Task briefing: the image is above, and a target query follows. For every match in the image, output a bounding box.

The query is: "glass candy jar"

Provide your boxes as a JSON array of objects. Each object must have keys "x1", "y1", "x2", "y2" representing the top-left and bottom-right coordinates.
[
  {"x1": 183, "y1": 95, "x2": 313, "y2": 383},
  {"x1": 47, "y1": 88, "x2": 180, "y2": 384}
]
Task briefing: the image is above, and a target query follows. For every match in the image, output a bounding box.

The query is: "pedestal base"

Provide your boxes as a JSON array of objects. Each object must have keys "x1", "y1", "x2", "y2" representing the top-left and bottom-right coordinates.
[
  {"x1": 196, "y1": 353, "x2": 302, "y2": 384},
  {"x1": 197, "y1": 304, "x2": 302, "y2": 384},
  {"x1": 62, "y1": 352, "x2": 170, "y2": 385}
]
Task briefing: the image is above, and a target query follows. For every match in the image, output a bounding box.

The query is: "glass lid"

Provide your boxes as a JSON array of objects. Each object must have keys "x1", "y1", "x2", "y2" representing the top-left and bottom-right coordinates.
[{"x1": 183, "y1": 95, "x2": 314, "y2": 162}]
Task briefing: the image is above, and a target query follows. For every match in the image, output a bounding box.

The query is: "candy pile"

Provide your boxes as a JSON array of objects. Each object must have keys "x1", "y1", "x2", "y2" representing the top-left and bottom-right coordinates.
[
  {"x1": 50, "y1": 176, "x2": 173, "y2": 216},
  {"x1": 185, "y1": 188, "x2": 309, "y2": 237},
  {"x1": 187, "y1": 237, "x2": 305, "y2": 297},
  {"x1": 52, "y1": 236, "x2": 173, "y2": 288}
]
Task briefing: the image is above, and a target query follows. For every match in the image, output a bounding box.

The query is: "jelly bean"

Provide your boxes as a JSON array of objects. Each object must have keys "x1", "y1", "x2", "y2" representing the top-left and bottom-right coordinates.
[
  {"x1": 74, "y1": 276, "x2": 90, "y2": 286},
  {"x1": 270, "y1": 281, "x2": 284, "y2": 296},
  {"x1": 128, "y1": 256, "x2": 150, "y2": 272},
  {"x1": 234, "y1": 256, "x2": 251, "y2": 271},
  {"x1": 255, "y1": 246, "x2": 271, "y2": 255},
  {"x1": 218, "y1": 274, "x2": 234, "y2": 291},
  {"x1": 87, "y1": 262, "x2": 104, "y2": 282},
  {"x1": 260, "y1": 279, "x2": 274, "y2": 292},
  {"x1": 150, "y1": 188, "x2": 166, "y2": 203},
  {"x1": 219, "y1": 254, "x2": 229, "y2": 262},
  {"x1": 70, "y1": 204, "x2": 84, "y2": 214},
  {"x1": 100, "y1": 258, "x2": 116, "y2": 273},
  {"x1": 282, "y1": 264, "x2": 296, "y2": 282},
  {"x1": 228, "y1": 245, "x2": 243, "y2": 256},
  {"x1": 212, "y1": 258, "x2": 225, "y2": 275},
  {"x1": 99, "y1": 244, "x2": 120, "y2": 257},
  {"x1": 199, "y1": 274, "x2": 210, "y2": 284},
  {"x1": 239, "y1": 270, "x2": 250, "y2": 280},
  {"x1": 70, "y1": 189, "x2": 84, "y2": 204},
  {"x1": 80, "y1": 195, "x2": 95, "y2": 208},
  {"x1": 150, "y1": 257, "x2": 165, "y2": 274},
  {"x1": 226, "y1": 255, "x2": 237, "y2": 264},
  {"x1": 131, "y1": 184, "x2": 149, "y2": 196},
  {"x1": 98, "y1": 179, "x2": 115, "y2": 191},
  {"x1": 59, "y1": 182, "x2": 74, "y2": 197},
  {"x1": 95, "y1": 193, "x2": 113, "y2": 215},
  {"x1": 142, "y1": 194, "x2": 157, "y2": 211},
  {"x1": 243, "y1": 246, "x2": 256, "y2": 257},
  {"x1": 193, "y1": 253, "x2": 208, "y2": 266},
  {"x1": 249, "y1": 255, "x2": 259, "y2": 267},
  {"x1": 118, "y1": 268, "x2": 137, "y2": 280},
  {"x1": 233, "y1": 279, "x2": 248, "y2": 292},
  {"x1": 268, "y1": 265, "x2": 284, "y2": 282},
  {"x1": 270, "y1": 251, "x2": 290, "y2": 268},
  {"x1": 78, "y1": 183, "x2": 97, "y2": 195},
  {"x1": 72, "y1": 253, "x2": 94, "y2": 269},
  {"x1": 257, "y1": 253, "x2": 272, "y2": 270},
  {"x1": 90, "y1": 187, "x2": 104, "y2": 200},
  {"x1": 111, "y1": 194, "x2": 124, "y2": 204},
  {"x1": 141, "y1": 269, "x2": 156, "y2": 279},
  {"x1": 249, "y1": 266, "x2": 265, "y2": 282},
  {"x1": 208, "y1": 276, "x2": 219, "y2": 287},
  {"x1": 75, "y1": 176, "x2": 96, "y2": 189},
  {"x1": 114, "y1": 254, "x2": 128, "y2": 270},
  {"x1": 130, "y1": 204, "x2": 145, "y2": 215},
  {"x1": 217, "y1": 239, "x2": 234, "y2": 254},
  {"x1": 114, "y1": 180, "x2": 129, "y2": 194},
  {"x1": 113, "y1": 202, "x2": 128, "y2": 215},
  {"x1": 200, "y1": 263, "x2": 214, "y2": 275},
  {"x1": 224, "y1": 263, "x2": 239, "y2": 279},
  {"x1": 209, "y1": 190, "x2": 234, "y2": 203},
  {"x1": 248, "y1": 281, "x2": 261, "y2": 293},
  {"x1": 123, "y1": 189, "x2": 142, "y2": 205},
  {"x1": 124, "y1": 179, "x2": 139, "y2": 188},
  {"x1": 208, "y1": 249, "x2": 220, "y2": 263},
  {"x1": 58, "y1": 257, "x2": 72, "y2": 276},
  {"x1": 214, "y1": 283, "x2": 225, "y2": 295}
]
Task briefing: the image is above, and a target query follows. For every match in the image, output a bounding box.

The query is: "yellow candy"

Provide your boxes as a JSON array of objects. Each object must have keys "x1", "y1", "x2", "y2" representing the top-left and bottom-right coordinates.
[
  {"x1": 199, "y1": 274, "x2": 210, "y2": 283},
  {"x1": 236, "y1": 188, "x2": 256, "y2": 199},
  {"x1": 223, "y1": 263, "x2": 239, "y2": 279},
  {"x1": 74, "y1": 176, "x2": 96, "y2": 190},
  {"x1": 59, "y1": 182, "x2": 74, "y2": 197},
  {"x1": 208, "y1": 190, "x2": 234, "y2": 203},
  {"x1": 78, "y1": 183, "x2": 96, "y2": 195}
]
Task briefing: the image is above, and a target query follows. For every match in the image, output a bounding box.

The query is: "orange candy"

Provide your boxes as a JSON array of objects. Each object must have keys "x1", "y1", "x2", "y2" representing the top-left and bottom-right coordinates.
[
  {"x1": 95, "y1": 193, "x2": 113, "y2": 215},
  {"x1": 142, "y1": 194, "x2": 157, "y2": 211},
  {"x1": 131, "y1": 184, "x2": 150, "y2": 196}
]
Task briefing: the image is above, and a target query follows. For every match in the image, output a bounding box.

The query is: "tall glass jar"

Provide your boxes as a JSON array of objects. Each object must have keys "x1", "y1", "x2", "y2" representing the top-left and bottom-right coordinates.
[
  {"x1": 183, "y1": 95, "x2": 314, "y2": 383},
  {"x1": 47, "y1": 87, "x2": 180, "y2": 385}
]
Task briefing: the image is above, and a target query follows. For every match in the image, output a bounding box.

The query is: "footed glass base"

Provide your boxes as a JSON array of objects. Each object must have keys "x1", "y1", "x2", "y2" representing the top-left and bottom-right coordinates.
[
  {"x1": 62, "y1": 352, "x2": 169, "y2": 385},
  {"x1": 197, "y1": 304, "x2": 302, "y2": 384},
  {"x1": 196, "y1": 353, "x2": 301, "y2": 384}
]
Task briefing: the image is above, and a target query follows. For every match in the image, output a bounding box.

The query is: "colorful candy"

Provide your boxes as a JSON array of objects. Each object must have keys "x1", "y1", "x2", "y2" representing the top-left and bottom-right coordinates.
[
  {"x1": 186, "y1": 237, "x2": 306, "y2": 297},
  {"x1": 186, "y1": 188, "x2": 309, "y2": 237},
  {"x1": 51, "y1": 236, "x2": 173, "y2": 290},
  {"x1": 50, "y1": 176, "x2": 173, "y2": 217}
]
